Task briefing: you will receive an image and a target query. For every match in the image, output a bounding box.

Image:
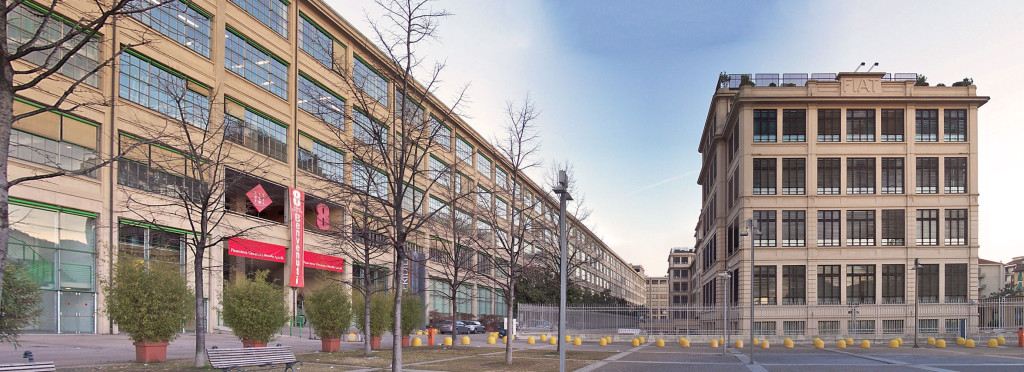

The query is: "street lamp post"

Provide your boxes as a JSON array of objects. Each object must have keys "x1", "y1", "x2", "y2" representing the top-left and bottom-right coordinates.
[
  {"x1": 912, "y1": 258, "x2": 923, "y2": 348},
  {"x1": 720, "y1": 271, "x2": 732, "y2": 355},
  {"x1": 553, "y1": 170, "x2": 573, "y2": 372},
  {"x1": 746, "y1": 218, "x2": 759, "y2": 365}
]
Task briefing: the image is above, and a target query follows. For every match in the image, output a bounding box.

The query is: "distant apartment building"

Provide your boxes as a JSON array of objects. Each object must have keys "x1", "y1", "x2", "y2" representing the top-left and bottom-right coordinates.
[
  {"x1": 645, "y1": 274, "x2": 669, "y2": 320},
  {"x1": 692, "y1": 71, "x2": 987, "y2": 337},
  {"x1": 978, "y1": 259, "x2": 1005, "y2": 299}
]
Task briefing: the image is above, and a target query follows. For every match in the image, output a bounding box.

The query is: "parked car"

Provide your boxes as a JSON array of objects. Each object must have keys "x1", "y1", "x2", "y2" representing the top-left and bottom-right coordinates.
[
  {"x1": 464, "y1": 321, "x2": 484, "y2": 333},
  {"x1": 437, "y1": 321, "x2": 471, "y2": 334}
]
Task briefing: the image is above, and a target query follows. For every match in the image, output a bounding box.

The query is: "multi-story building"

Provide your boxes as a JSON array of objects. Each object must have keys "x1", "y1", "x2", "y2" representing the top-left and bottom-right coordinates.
[
  {"x1": 667, "y1": 247, "x2": 694, "y2": 309},
  {"x1": 692, "y1": 72, "x2": 987, "y2": 337},
  {"x1": 645, "y1": 273, "x2": 669, "y2": 321},
  {"x1": 6, "y1": 0, "x2": 643, "y2": 335}
]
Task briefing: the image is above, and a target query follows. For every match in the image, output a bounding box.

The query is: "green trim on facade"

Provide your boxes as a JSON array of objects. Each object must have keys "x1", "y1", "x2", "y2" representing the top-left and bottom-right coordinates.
[
  {"x1": 298, "y1": 130, "x2": 345, "y2": 155},
  {"x1": 118, "y1": 219, "x2": 199, "y2": 236},
  {"x1": 180, "y1": 0, "x2": 213, "y2": 18},
  {"x1": 298, "y1": 12, "x2": 346, "y2": 48},
  {"x1": 123, "y1": 48, "x2": 212, "y2": 90},
  {"x1": 225, "y1": 26, "x2": 290, "y2": 66},
  {"x1": 14, "y1": 96, "x2": 100, "y2": 127},
  {"x1": 22, "y1": 0, "x2": 102, "y2": 38},
  {"x1": 224, "y1": 95, "x2": 288, "y2": 127},
  {"x1": 352, "y1": 53, "x2": 389, "y2": 82},
  {"x1": 9, "y1": 197, "x2": 97, "y2": 218},
  {"x1": 298, "y1": 71, "x2": 346, "y2": 102}
]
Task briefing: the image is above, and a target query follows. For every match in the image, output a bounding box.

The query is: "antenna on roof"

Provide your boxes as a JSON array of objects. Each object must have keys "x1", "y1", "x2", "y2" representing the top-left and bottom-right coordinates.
[
  {"x1": 853, "y1": 62, "x2": 866, "y2": 72},
  {"x1": 866, "y1": 62, "x2": 879, "y2": 72}
]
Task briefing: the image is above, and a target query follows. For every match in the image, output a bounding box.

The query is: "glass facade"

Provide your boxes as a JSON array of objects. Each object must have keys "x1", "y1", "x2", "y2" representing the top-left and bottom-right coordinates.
[
  {"x1": 299, "y1": 14, "x2": 333, "y2": 67},
  {"x1": 354, "y1": 55, "x2": 389, "y2": 105},
  {"x1": 225, "y1": 28, "x2": 288, "y2": 99},
  {"x1": 119, "y1": 52, "x2": 210, "y2": 128},
  {"x1": 224, "y1": 101, "x2": 288, "y2": 161},
  {"x1": 229, "y1": 0, "x2": 288, "y2": 37},
  {"x1": 7, "y1": 4, "x2": 100, "y2": 86},
  {"x1": 298, "y1": 74, "x2": 345, "y2": 130},
  {"x1": 130, "y1": 0, "x2": 211, "y2": 58}
]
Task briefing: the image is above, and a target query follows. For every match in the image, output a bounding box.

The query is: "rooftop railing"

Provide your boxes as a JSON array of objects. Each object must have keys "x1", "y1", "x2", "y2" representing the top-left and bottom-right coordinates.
[{"x1": 719, "y1": 73, "x2": 918, "y2": 89}]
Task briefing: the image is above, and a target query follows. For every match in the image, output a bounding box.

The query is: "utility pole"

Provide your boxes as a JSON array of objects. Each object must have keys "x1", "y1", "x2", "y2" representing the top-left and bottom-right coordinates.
[
  {"x1": 747, "y1": 218, "x2": 758, "y2": 365},
  {"x1": 720, "y1": 271, "x2": 731, "y2": 355},
  {"x1": 913, "y1": 258, "x2": 923, "y2": 348},
  {"x1": 553, "y1": 170, "x2": 573, "y2": 372}
]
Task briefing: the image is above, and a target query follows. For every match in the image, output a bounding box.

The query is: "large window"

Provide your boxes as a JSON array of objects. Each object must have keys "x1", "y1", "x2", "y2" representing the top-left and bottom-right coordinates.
[
  {"x1": 298, "y1": 134, "x2": 344, "y2": 182},
  {"x1": 118, "y1": 133, "x2": 202, "y2": 200},
  {"x1": 846, "y1": 109, "x2": 875, "y2": 142},
  {"x1": 881, "y1": 210, "x2": 905, "y2": 246},
  {"x1": 354, "y1": 55, "x2": 389, "y2": 105},
  {"x1": 944, "y1": 157, "x2": 967, "y2": 194},
  {"x1": 753, "y1": 109, "x2": 777, "y2": 142},
  {"x1": 846, "y1": 210, "x2": 875, "y2": 246},
  {"x1": 299, "y1": 14, "x2": 334, "y2": 67},
  {"x1": 118, "y1": 221, "x2": 185, "y2": 272},
  {"x1": 401, "y1": 185, "x2": 424, "y2": 214},
  {"x1": 782, "y1": 109, "x2": 806, "y2": 142},
  {"x1": 847, "y1": 264, "x2": 875, "y2": 304},
  {"x1": 354, "y1": 108, "x2": 387, "y2": 148},
  {"x1": 817, "y1": 109, "x2": 840, "y2": 142},
  {"x1": 455, "y1": 137, "x2": 473, "y2": 164},
  {"x1": 882, "y1": 264, "x2": 905, "y2": 304},
  {"x1": 495, "y1": 168, "x2": 509, "y2": 190},
  {"x1": 754, "y1": 266, "x2": 778, "y2": 305},
  {"x1": 782, "y1": 158, "x2": 805, "y2": 195},
  {"x1": 431, "y1": 117, "x2": 451, "y2": 150},
  {"x1": 916, "y1": 209, "x2": 939, "y2": 246},
  {"x1": 225, "y1": 28, "x2": 288, "y2": 99},
  {"x1": 881, "y1": 157, "x2": 904, "y2": 194},
  {"x1": 7, "y1": 4, "x2": 100, "y2": 86},
  {"x1": 353, "y1": 161, "x2": 388, "y2": 199},
  {"x1": 224, "y1": 168, "x2": 287, "y2": 222},
  {"x1": 880, "y1": 109, "x2": 904, "y2": 142},
  {"x1": 229, "y1": 0, "x2": 288, "y2": 37},
  {"x1": 753, "y1": 158, "x2": 776, "y2": 195},
  {"x1": 945, "y1": 263, "x2": 967, "y2": 303},
  {"x1": 817, "y1": 210, "x2": 841, "y2": 247},
  {"x1": 847, "y1": 158, "x2": 875, "y2": 194},
  {"x1": 918, "y1": 264, "x2": 939, "y2": 303},
  {"x1": 817, "y1": 158, "x2": 841, "y2": 195},
  {"x1": 430, "y1": 156, "x2": 450, "y2": 188},
  {"x1": 916, "y1": 157, "x2": 939, "y2": 194},
  {"x1": 476, "y1": 153, "x2": 492, "y2": 179},
  {"x1": 11, "y1": 99, "x2": 99, "y2": 177},
  {"x1": 119, "y1": 51, "x2": 210, "y2": 128},
  {"x1": 129, "y1": 0, "x2": 210, "y2": 58},
  {"x1": 915, "y1": 109, "x2": 938, "y2": 142},
  {"x1": 224, "y1": 99, "x2": 287, "y2": 161},
  {"x1": 944, "y1": 109, "x2": 967, "y2": 142},
  {"x1": 298, "y1": 74, "x2": 345, "y2": 130},
  {"x1": 817, "y1": 265, "x2": 840, "y2": 305},
  {"x1": 945, "y1": 209, "x2": 968, "y2": 246},
  {"x1": 782, "y1": 265, "x2": 806, "y2": 305},
  {"x1": 477, "y1": 287, "x2": 492, "y2": 315},
  {"x1": 476, "y1": 186, "x2": 492, "y2": 210},
  {"x1": 781, "y1": 211, "x2": 805, "y2": 247},
  {"x1": 753, "y1": 210, "x2": 776, "y2": 247}
]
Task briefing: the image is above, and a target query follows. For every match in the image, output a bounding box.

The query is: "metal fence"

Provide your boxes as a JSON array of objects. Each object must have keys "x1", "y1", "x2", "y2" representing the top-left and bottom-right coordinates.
[
  {"x1": 517, "y1": 299, "x2": 1024, "y2": 341},
  {"x1": 719, "y1": 72, "x2": 918, "y2": 89}
]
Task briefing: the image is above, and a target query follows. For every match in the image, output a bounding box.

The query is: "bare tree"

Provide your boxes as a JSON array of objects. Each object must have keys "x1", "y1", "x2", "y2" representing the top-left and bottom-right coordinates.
[
  {"x1": 0, "y1": 0, "x2": 171, "y2": 329},
  {"x1": 482, "y1": 95, "x2": 544, "y2": 364}
]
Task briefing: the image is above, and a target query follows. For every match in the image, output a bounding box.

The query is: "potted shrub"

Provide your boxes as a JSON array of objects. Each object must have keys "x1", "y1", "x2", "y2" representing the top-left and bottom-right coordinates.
[
  {"x1": 400, "y1": 293, "x2": 425, "y2": 347},
  {"x1": 1, "y1": 265, "x2": 42, "y2": 347},
  {"x1": 103, "y1": 259, "x2": 192, "y2": 363},
  {"x1": 305, "y1": 283, "x2": 352, "y2": 352},
  {"x1": 355, "y1": 291, "x2": 393, "y2": 350},
  {"x1": 222, "y1": 270, "x2": 288, "y2": 347}
]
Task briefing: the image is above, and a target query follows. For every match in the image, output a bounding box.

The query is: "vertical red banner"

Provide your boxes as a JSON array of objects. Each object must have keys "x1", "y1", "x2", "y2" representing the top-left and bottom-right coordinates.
[{"x1": 289, "y1": 187, "x2": 305, "y2": 288}]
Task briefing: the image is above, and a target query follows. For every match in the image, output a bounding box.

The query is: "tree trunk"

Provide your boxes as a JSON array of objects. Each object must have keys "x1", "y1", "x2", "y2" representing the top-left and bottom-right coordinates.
[
  {"x1": 0, "y1": 83, "x2": 14, "y2": 306},
  {"x1": 504, "y1": 280, "x2": 514, "y2": 364},
  {"x1": 391, "y1": 253, "x2": 404, "y2": 371},
  {"x1": 193, "y1": 242, "x2": 208, "y2": 367},
  {"x1": 363, "y1": 271, "x2": 372, "y2": 356},
  {"x1": 450, "y1": 291, "x2": 458, "y2": 349}
]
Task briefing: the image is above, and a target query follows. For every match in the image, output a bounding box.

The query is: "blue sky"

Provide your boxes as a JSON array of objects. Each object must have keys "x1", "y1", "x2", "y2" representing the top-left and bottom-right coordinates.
[{"x1": 333, "y1": 0, "x2": 1024, "y2": 275}]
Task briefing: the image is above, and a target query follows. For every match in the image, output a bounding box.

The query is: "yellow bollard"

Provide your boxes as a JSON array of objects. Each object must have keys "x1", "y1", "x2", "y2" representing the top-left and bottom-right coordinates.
[
  {"x1": 541, "y1": 334, "x2": 548, "y2": 341},
  {"x1": 889, "y1": 339, "x2": 900, "y2": 348},
  {"x1": 488, "y1": 337, "x2": 496, "y2": 345},
  {"x1": 964, "y1": 339, "x2": 975, "y2": 348},
  {"x1": 927, "y1": 337, "x2": 936, "y2": 345},
  {"x1": 503, "y1": 336, "x2": 508, "y2": 344},
  {"x1": 735, "y1": 339, "x2": 744, "y2": 349},
  {"x1": 956, "y1": 337, "x2": 966, "y2": 345},
  {"x1": 815, "y1": 339, "x2": 825, "y2": 349},
  {"x1": 761, "y1": 340, "x2": 769, "y2": 349},
  {"x1": 784, "y1": 338, "x2": 794, "y2": 349},
  {"x1": 599, "y1": 338, "x2": 607, "y2": 346},
  {"x1": 443, "y1": 337, "x2": 452, "y2": 346},
  {"x1": 573, "y1": 337, "x2": 581, "y2": 346},
  {"x1": 896, "y1": 337, "x2": 903, "y2": 346},
  {"x1": 461, "y1": 336, "x2": 470, "y2": 345},
  {"x1": 549, "y1": 336, "x2": 557, "y2": 345},
  {"x1": 566, "y1": 335, "x2": 573, "y2": 342},
  {"x1": 753, "y1": 337, "x2": 759, "y2": 345},
  {"x1": 710, "y1": 339, "x2": 719, "y2": 348},
  {"x1": 656, "y1": 339, "x2": 665, "y2": 347},
  {"x1": 861, "y1": 340, "x2": 870, "y2": 349},
  {"x1": 681, "y1": 338, "x2": 690, "y2": 348},
  {"x1": 837, "y1": 340, "x2": 847, "y2": 348},
  {"x1": 527, "y1": 336, "x2": 535, "y2": 345},
  {"x1": 678, "y1": 337, "x2": 685, "y2": 344},
  {"x1": 997, "y1": 336, "x2": 1006, "y2": 345},
  {"x1": 935, "y1": 339, "x2": 946, "y2": 348},
  {"x1": 639, "y1": 336, "x2": 646, "y2": 344},
  {"x1": 632, "y1": 338, "x2": 640, "y2": 347},
  {"x1": 988, "y1": 338, "x2": 999, "y2": 348},
  {"x1": 719, "y1": 337, "x2": 725, "y2": 346},
  {"x1": 411, "y1": 337, "x2": 422, "y2": 347},
  {"x1": 416, "y1": 330, "x2": 423, "y2": 336}
]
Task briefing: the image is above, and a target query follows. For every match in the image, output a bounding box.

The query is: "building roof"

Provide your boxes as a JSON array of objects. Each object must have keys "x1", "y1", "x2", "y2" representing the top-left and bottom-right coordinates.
[{"x1": 979, "y1": 258, "x2": 1003, "y2": 265}]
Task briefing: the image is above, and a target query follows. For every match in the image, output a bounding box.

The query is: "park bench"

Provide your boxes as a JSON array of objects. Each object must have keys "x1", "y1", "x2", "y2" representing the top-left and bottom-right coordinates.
[
  {"x1": 0, "y1": 362, "x2": 57, "y2": 372},
  {"x1": 206, "y1": 345, "x2": 301, "y2": 372}
]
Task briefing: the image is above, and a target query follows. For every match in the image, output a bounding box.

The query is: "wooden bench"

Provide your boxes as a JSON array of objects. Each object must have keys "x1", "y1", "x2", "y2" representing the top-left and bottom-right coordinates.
[
  {"x1": 206, "y1": 346, "x2": 301, "y2": 372},
  {"x1": 0, "y1": 362, "x2": 57, "y2": 372}
]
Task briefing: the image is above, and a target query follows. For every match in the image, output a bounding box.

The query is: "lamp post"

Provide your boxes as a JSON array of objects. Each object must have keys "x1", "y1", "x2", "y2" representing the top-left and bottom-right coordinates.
[
  {"x1": 553, "y1": 170, "x2": 573, "y2": 372},
  {"x1": 912, "y1": 258, "x2": 923, "y2": 348},
  {"x1": 746, "y1": 218, "x2": 759, "y2": 364},
  {"x1": 719, "y1": 271, "x2": 732, "y2": 355}
]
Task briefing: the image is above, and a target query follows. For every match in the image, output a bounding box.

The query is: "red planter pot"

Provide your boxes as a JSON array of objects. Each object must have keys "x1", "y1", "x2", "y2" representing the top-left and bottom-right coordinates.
[
  {"x1": 241, "y1": 340, "x2": 268, "y2": 348},
  {"x1": 370, "y1": 336, "x2": 382, "y2": 350},
  {"x1": 133, "y1": 342, "x2": 169, "y2": 363},
  {"x1": 401, "y1": 336, "x2": 410, "y2": 348},
  {"x1": 321, "y1": 338, "x2": 341, "y2": 352}
]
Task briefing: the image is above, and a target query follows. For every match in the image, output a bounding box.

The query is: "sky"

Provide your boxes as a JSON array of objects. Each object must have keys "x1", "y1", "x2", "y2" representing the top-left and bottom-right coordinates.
[{"x1": 330, "y1": 0, "x2": 1024, "y2": 276}]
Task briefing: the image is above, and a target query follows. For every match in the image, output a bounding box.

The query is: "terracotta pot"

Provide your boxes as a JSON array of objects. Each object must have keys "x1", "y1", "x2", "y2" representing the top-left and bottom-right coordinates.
[
  {"x1": 321, "y1": 338, "x2": 341, "y2": 352},
  {"x1": 401, "y1": 335, "x2": 410, "y2": 348},
  {"x1": 241, "y1": 340, "x2": 268, "y2": 348},
  {"x1": 370, "y1": 336, "x2": 382, "y2": 350},
  {"x1": 133, "y1": 342, "x2": 169, "y2": 363}
]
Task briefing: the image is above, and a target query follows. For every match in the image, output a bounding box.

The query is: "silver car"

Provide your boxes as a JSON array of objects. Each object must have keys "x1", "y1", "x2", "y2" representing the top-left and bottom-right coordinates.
[{"x1": 464, "y1": 321, "x2": 484, "y2": 333}]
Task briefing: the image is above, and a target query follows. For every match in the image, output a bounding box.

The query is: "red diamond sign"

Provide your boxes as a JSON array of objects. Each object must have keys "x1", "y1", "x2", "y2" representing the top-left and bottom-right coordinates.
[{"x1": 247, "y1": 184, "x2": 272, "y2": 212}]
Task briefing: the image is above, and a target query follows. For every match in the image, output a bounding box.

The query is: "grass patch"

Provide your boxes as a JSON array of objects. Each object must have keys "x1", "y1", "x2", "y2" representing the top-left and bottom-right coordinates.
[
  {"x1": 297, "y1": 346, "x2": 497, "y2": 367},
  {"x1": 413, "y1": 355, "x2": 598, "y2": 371},
  {"x1": 512, "y1": 349, "x2": 616, "y2": 360}
]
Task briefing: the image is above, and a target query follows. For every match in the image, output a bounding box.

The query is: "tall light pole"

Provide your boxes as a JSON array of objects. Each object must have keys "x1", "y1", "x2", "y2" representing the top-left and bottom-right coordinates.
[
  {"x1": 746, "y1": 218, "x2": 759, "y2": 365},
  {"x1": 719, "y1": 271, "x2": 732, "y2": 355},
  {"x1": 912, "y1": 258, "x2": 923, "y2": 348},
  {"x1": 553, "y1": 170, "x2": 573, "y2": 372}
]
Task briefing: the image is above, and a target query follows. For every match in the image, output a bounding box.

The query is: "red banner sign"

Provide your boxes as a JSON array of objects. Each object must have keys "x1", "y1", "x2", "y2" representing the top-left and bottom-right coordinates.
[
  {"x1": 304, "y1": 251, "x2": 345, "y2": 272},
  {"x1": 289, "y1": 188, "x2": 305, "y2": 288},
  {"x1": 228, "y1": 237, "x2": 285, "y2": 262}
]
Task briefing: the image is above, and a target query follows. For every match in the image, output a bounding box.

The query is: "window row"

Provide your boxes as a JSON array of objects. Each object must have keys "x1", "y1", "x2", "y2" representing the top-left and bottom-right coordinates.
[
  {"x1": 739, "y1": 208, "x2": 969, "y2": 248},
  {"x1": 752, "y1": 108, "x2": 968, "y2": 143},
  {"x1": 746, "y1": 263, "x2": 968, "y2": 305},
  {"x1": 753, "y1": 156, "x2": 967, "y2": 196}
]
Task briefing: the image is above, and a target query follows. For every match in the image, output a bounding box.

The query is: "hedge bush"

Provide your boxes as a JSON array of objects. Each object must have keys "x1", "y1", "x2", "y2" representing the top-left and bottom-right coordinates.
[{"x1": 222, "y1": 270, "x2": 288, "y2": 343}]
